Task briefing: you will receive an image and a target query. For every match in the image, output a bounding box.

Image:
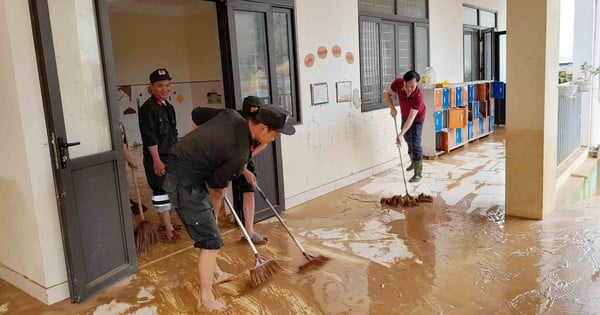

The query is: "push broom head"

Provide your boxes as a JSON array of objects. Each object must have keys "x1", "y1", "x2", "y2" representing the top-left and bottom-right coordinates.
[
  {"x1": 298, "y1": 253, "x2": 331, "y2": 273},
  {"x1": 250, "y1": 255, "x2": 280, "y2": 287},
  {"x1": 134, "y1": 220, "x2": 159, "y2": 253}
]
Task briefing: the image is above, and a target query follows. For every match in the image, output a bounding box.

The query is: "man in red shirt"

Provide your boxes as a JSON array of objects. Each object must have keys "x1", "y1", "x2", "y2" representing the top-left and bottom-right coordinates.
[{"x1": 384, "y1": 71, "x2": 425, "y2": 182}]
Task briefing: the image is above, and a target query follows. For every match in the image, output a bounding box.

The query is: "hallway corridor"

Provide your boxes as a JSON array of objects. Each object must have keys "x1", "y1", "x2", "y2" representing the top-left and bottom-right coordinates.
[{"x1": 2, "y1": 128, "x2": 600, "y2": 314}]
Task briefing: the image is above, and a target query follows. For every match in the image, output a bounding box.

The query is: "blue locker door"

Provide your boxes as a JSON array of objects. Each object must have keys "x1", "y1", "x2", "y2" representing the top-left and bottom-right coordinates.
[
  {"x1": 468, "y1": 121, "x2": 474, "y2": 139},
  {"x1": 435, "y1": 111, "x2": 443, "y2": 132},
  {"x1": 456, "y1": 128, "x2": 462, "y2": 144},
  {"x1": 467, "y1": 84, "x2": 474, "y2": 103},
  {"x1": 442, "y1": 88, "x2": 450, "y2": 110}
]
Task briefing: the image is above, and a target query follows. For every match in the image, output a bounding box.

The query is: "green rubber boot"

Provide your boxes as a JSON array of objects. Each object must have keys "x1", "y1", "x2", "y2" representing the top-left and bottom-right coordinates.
[
  {"x1": 406, "y1": 156, "x2": 414, "y2": 171},
  {"x1": 409, "y1": 160, "x2": 422, "y2": 182}
]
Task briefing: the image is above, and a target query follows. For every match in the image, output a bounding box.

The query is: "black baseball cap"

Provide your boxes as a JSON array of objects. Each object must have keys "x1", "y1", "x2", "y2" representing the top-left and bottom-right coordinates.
[
  {"x1": 242, "y1": 96, "x2": 263, "y2": 116},
  {"x1": 254, "y1": 104, "x2": 296, "y2": 135},
  {"x1": 149, "y1": 68, "x2": 172, "y2": 83}
]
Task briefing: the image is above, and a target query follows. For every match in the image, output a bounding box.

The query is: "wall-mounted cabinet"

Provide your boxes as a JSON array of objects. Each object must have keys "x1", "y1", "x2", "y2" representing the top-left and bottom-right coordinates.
[{"x1": 421, "y1": 80, "x2": 505, "y2": 158}]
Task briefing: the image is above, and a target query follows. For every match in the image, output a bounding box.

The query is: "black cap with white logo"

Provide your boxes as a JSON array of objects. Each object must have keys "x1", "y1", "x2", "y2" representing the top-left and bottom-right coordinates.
[
  {"x1": 149, "y1": 68, "x2": 172, "y2": 83},
  {"x1": 254, "y1": 104, "x2": 296, "y2": 135}
]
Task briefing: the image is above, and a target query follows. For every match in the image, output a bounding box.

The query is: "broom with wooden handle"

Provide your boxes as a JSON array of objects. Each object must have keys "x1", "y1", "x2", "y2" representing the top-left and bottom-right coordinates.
[
  {"x1": 394, "y1": 117, "x2": 410, "y2": 197},
  {"x1": 223, "y1": 196, "x2": 279, "y2": 287},
  {"x1": 132, "y1": 166, "x2": 158, "y2": 253},
  {"x1": 256, "y1": 185, "x2": 330, "y2": 273}
]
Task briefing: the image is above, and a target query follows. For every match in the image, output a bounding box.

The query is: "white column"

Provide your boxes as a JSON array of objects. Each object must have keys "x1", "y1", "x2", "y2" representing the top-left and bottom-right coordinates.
[{"x1": 506, "y1": 0, "x2": 560, "y2": 219}]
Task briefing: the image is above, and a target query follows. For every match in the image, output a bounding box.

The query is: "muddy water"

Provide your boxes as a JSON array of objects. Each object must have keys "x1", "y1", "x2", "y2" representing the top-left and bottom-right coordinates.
[{"x1": 3, "y1": 129, "x2": 600, "y2": 314}]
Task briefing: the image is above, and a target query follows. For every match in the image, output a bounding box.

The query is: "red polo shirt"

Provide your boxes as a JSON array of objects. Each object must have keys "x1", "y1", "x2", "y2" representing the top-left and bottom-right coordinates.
[{"x1": 390, "y1": 78, "x2": 426, "y2": 122}]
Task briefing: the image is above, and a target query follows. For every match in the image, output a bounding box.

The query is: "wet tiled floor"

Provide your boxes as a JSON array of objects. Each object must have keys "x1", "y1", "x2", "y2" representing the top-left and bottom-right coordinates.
[{"x1": 2, "y1": 128, "x2": 600, "y2": 314}]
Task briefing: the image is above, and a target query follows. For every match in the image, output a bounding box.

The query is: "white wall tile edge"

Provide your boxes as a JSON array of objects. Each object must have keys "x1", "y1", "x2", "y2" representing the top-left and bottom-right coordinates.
[
  {"x1": 0, "y1": 263, "x2": 69, "y2": 305},
  {"x1": 285, "y1": 158, "x2": 401, "y2": 209}
]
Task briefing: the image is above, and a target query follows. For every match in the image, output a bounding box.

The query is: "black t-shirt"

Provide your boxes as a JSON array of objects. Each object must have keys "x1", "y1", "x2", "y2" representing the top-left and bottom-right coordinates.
[
  {"x1": 167, "y1": 109, "x2": 252, "y2": 189},
  {"x1": 191, "y1": 107, "x2": 260, "y2": 149},
  {"x1": 138, "y1": 96, "x2": 178, "y2": 156},
  {"x1": 191, "y1": 107, "x2": 223, "y2": 126}
]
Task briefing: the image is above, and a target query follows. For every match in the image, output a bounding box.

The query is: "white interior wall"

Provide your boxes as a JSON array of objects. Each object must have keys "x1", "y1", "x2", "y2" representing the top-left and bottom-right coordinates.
[
  {"x1": 283, "y1": 0, "x2": 506, "y2": 205},
  {"x1": 429, "y1": 0, "x2": 506, "y2": 83},
  {"x1": 109, "y1": 1, "x2": 223, "y2": 142},
  {"x1": 0, "y1": 0, "x2": 68, "y2": 304},
  {"x1": 284, "y1": 0, "x2": 400, "y2": 204}
]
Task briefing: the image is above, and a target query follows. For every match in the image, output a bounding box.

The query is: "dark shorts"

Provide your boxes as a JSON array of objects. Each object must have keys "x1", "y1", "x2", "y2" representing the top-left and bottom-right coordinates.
[
  {"x1": 163, "y1": 173, "x2": 222, "y2": 250},
  {"x1": 232, "y1": 159, "x2": 256, "y2": 193}
]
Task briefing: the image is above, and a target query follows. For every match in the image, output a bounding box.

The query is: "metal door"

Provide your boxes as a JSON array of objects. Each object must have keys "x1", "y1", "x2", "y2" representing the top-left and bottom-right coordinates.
[
  {"x1": 30, "y1": 0, "x2": 136, "y2": 302},
  {"x1": 220, "y1": 0, "x2": 295, "y2": 220},
  {"x1": 482, "y1": 27, "x2": 495, "y2": 80}
]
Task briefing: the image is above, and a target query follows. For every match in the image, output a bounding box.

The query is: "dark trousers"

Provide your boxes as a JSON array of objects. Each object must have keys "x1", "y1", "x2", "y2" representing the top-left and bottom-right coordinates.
[
  {"x1": 402, "y1": 120, "x2": 423, "y2": 161},
  {"x1": 143, "y1": 154, "x2": 168, "y2": 195}
]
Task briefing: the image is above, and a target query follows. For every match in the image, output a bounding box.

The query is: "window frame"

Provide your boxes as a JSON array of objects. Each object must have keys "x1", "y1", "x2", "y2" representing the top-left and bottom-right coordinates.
[
  {"x1": 462, "y1": 5, "x2": 497, "y2": 81},
  {"x1": 462, "y1": 4, "x2": 497, "y2": 30},
  {"x1": 358, "y1": 0, "x2": 429, "y2": 112},
  {"x1": 225, "y1": 0, "x2": 300, "y2": 123}
]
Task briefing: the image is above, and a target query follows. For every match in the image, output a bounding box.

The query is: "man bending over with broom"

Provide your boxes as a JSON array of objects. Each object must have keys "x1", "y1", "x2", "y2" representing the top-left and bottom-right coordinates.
[
  {"x1": 385, "y1": 70, "x2": 426, "y2": 182},
  {"x1": 163, "y1": 105, "x2": 295, "y2": 312}
]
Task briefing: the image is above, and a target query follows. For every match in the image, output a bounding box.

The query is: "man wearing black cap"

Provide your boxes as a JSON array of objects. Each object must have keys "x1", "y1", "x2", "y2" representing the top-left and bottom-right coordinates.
[
  {"x1": 190, "y1": 96, "x2": 268, "y2": 244},
  {"x1": 163, "y1": 105, "x2": 294, "y2": 312},
  {"x1": 138, "y1": 68, "x2": 180, "y2": 242}
]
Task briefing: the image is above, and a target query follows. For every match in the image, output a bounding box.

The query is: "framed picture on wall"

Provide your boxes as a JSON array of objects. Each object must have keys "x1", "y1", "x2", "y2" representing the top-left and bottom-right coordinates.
[
  {"x1": 336, "y1": 81, "x2": 352, "y2": 102},
  {"x1": 310, "y1": 82, "x2": 329, "y2": 105}
]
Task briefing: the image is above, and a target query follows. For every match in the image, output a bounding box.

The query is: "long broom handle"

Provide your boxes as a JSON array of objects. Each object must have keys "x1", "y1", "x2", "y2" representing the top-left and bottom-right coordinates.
[
  {"x1": 223, "y1": 196, "x2": 260, "y2": 256},
  {"x1": 131, "y1": 167, "x2": 145, "y2": 221},
  {"x1": 124, "y1": 125, "x2": 146, "y2": 221},
  {"x1": 394, "y1": 118, "x2": 410, "y2": 194},
  {"x1": 255, "y1": 185, "x2": 307, "y2": 253}
]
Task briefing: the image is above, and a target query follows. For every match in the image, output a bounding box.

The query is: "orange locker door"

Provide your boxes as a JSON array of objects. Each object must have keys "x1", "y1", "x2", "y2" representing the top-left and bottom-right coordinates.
[
  {"x1": 440, "y1": 132, "x2": 449, "y2": 153},
  {"x1": 449, "y1": 88, "x2": 456, "y2": 107},
  {"x1": 448, "y1": 108, "x2": 466, "y2": 129},
  {"x1": 476, "y1": 84, "x2": 487, "y2": 101},
  {"x1": 435, "y1": 89, "x2": 442, "y2": 111}
]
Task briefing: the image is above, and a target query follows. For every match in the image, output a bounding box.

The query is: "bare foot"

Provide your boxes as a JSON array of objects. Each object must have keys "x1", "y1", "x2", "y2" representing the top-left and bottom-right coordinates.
[
  {"x1": 213, "y1": 270, "x2": 235, "y2": 284},
  {"x1": 197, "y1": 297, "x2": 229, "y2": 313}
]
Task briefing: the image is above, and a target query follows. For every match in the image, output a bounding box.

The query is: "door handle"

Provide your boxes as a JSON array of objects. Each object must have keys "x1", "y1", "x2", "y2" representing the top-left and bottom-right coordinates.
[
  {"x1": 59, "y1": 140, "x2": 81, "y2": 148},
  {"x1": 58, "y1": 137, "x2": 80, "y2": 168}
]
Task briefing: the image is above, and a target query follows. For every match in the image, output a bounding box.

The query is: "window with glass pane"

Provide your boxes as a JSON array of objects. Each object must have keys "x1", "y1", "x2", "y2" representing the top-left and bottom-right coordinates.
[
  {"x1": 395, "y1": 24, "x2": 412, "y2": 75},
  {"x1": 359, "y1": 1, "x2": 429, "y2": 111},
  {"x1": 479, "y1": 10, "x2": 496, "y2": 28},
  {"x1": 272, "y1": 11, "x2": 293, "y2": 115},
  {"x1": 360, "y1": 21, "x2": 381, "y2": 104},
  {"x1": 396, "y1": 0, "x2": 427, "y2": 19},
  {"x1": 359, "y1": 0, "x2": 394, "y2": 15},
  {"x1": 483, "y1": 30, "x2": 492, "y2": 80},
  {"x1": 463, "y1": 6, "x2": 477, "y2": 25},
  {"x1": 414, "y1": 25, "x2": 428, "y2": 73},
  {"x1": 235, "y1": 11, "x2": 270, "y2": 104},
  {"x1": 381, "y1": 23, "x2": 396, "y2": 89},
  {"x1": 464, "y1": 33, "x2": 473, "y2": 81},
  {"x1": 49, "y1": 0, "x2": 111, "y2": 158}
]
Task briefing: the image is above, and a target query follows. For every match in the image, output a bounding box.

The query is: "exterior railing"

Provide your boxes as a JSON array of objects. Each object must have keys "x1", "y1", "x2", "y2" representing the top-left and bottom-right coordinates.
[{"x1": 557, "y1": 93, "x2": 582, "y2": 166}]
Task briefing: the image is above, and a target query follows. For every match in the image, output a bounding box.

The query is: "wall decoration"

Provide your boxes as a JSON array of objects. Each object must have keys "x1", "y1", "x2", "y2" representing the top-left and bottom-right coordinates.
[
  {"x1": 207, "y1": 92, "x2": 222, "y2": 104},
  {"x1": 345, "y1": 52, "x2": 354, "y2": 64},
  {"x1": 317, "y1": 46, "x2": 328, "y2": 59},
  {"x1": 336, "y1": 81, "x2": 352, "y2": 102},
  {"x1": 310, "y1": 82, "x2": 329, "y2": 105},
  {"x1": 117, "y1": 85, "x2": 132, "y2": 101},
  {"x1": 350, "y1": 88, "x2": 362, "y2": 109},
  {"x1": 176, "y1": 94, "x2": 184, "y2": 104},
  {"x1": 123, "y1": 107, "x2": 136, "y2": 115},
  {"x1": 332, "y1": 45, "x2": 341, "y2": 58},
  {"x1": 304, "y1": 53, "x2": 315, "y2": 68}
]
